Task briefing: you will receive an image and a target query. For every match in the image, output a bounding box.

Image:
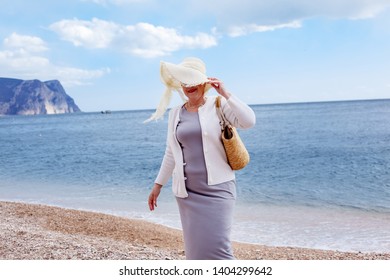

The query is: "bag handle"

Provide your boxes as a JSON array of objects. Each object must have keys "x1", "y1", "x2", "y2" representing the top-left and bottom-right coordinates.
[{"x1": 215, "y1": 96, "x2": 229, "y2": 130}]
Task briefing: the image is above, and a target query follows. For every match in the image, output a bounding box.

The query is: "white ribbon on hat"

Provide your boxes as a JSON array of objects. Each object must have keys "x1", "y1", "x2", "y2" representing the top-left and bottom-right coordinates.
[
  {"x1": 144, "y1": 57, "x2": 209, "y2": 123},
  {"x1": 143, "y1": 87, "x2": 186, "y2": 123}
]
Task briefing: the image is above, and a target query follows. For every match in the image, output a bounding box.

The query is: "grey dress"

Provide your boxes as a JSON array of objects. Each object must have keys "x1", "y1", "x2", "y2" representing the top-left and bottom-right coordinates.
[{"x1": 176, "y1": 106, "x2": 236, "y2": 260}]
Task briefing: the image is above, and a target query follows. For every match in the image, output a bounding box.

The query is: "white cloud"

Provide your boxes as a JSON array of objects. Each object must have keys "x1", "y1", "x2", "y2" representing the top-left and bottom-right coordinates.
[
  {"x1": 80, "y1": 0, "x2": 145, "y2": 5},
  {"x1": 53, "y1": 67, "x2": 111, "y2": 87},
  {"x1": 3, "y1": 32, "x2": 48, "y2": 53},
  {"x1": 0, "y1": 33, "x2": 109, "y2": 87},
  {"x1": 51, "y1": 1, "x2": 390, "y2": 47},
  {"x1": 227, "y1": 20, "x2": 302, "y2": 37},
  {"x1": 121, "y1": 22, "x2": 217, "y2": 57},
  {"x1": 49, "y1": 18, "x2": 217, "y2": 58},
  {"x1": 49, "y1": 18, "x2": 118, "y2": 48},
  {"x1": 186, "y1": 0, "x2": 390, "y2": 35},
  {"x1": 195, "y1": 0, "x2": 390, "y2": 20},
  {"x1": 0, "y1": 49, "x2": 50, "y2": 69}
]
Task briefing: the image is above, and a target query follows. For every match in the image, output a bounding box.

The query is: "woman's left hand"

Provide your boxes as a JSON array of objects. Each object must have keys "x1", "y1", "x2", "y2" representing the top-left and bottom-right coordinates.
[{"x1": 208, "y1": 77, "x2": 231, "y2": 99}]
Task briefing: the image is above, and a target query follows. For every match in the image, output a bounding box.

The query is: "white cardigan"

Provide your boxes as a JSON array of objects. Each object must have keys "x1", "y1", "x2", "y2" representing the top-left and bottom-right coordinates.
[{"x1": 155, "y1": 95, "x2": 256, "y2": 198}]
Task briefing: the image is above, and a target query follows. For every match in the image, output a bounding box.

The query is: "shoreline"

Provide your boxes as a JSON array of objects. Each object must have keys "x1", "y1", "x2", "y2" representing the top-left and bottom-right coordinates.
[{"x1": 1, "y1": 201, "x2": 389, "y2": 260}]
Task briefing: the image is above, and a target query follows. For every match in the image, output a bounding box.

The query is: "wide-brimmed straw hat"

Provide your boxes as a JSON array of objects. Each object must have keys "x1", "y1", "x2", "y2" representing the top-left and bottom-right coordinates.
[{"x1": 144, "y1": 57, "x2": 212, "y2": 122}]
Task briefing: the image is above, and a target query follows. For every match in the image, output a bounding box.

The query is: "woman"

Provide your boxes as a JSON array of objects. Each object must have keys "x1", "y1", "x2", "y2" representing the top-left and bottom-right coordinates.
[{"x1": 147, "y1": 57, "x2": 256, "y2": 260}]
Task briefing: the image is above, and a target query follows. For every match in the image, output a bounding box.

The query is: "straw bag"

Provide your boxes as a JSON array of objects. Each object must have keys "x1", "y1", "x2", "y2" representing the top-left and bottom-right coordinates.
[{"x1": 215, "y1": 96, "x2": 250, "y2": 170}]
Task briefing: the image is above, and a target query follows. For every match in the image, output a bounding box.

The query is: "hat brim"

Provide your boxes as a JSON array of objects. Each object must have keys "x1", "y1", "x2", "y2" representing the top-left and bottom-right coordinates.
[{"x1": 161, "y1": 62, "x2": 212, "y2": 92}]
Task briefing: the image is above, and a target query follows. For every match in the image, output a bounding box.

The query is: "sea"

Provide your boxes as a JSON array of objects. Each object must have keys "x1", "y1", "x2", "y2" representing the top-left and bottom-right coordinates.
[{"x1": 1, "y1": 98, "x2": 389, "y2": 253}]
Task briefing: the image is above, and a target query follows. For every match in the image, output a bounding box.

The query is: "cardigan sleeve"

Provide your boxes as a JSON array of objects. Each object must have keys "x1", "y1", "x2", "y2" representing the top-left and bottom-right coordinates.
[
  {"x1": 154, "y1": 110, "x2": 175, "y2": 186},
  {"x1": 222, "y1": 94, "x2": 256, "y2": 129}
]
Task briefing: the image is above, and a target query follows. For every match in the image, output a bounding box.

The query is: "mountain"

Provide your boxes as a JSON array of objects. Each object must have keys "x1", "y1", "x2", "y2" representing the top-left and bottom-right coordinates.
[{"x1": 0, "y1": 77, "x2": 81, "y2": 115}]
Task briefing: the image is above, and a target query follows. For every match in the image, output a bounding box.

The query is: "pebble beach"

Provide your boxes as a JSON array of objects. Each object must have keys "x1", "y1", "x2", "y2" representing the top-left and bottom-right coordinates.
[{"x1": 1, "y1": 201, "x2": 388, "y2": 260}]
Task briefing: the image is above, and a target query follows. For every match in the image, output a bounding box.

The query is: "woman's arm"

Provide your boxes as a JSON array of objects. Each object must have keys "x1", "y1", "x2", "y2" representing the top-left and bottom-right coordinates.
[
  {"x1": 209, "y1": 77, "x2": 256, "y2": 129},
  {"x1": 223, "y1": 95, "x2": 256, "y2": 129},
  {"x1": 148, "y1": 109, "x2": 175, "y2": 210}
]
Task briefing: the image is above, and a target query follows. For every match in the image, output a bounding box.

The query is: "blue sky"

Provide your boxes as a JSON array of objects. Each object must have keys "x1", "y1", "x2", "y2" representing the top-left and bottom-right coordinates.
[{"x1": 0, "y1": 0, "x2": 389, "y2": 112}]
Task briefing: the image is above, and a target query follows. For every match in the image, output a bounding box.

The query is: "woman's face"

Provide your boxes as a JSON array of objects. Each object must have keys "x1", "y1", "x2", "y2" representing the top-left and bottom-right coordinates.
[{"x1": 181, "y1": 83, "x2": 206, "y2": 100}]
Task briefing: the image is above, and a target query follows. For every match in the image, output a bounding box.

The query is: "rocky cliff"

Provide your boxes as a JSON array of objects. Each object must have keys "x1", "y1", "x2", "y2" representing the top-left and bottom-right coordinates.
[{"x1": 0, "y1": 78, "x2": 81, "y2": 115}]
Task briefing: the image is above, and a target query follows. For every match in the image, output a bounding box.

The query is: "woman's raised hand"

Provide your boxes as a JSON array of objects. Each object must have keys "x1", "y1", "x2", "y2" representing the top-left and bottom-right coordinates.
[{"x1": 208, "y1": 77, "x2": 231, "y2": 99}]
